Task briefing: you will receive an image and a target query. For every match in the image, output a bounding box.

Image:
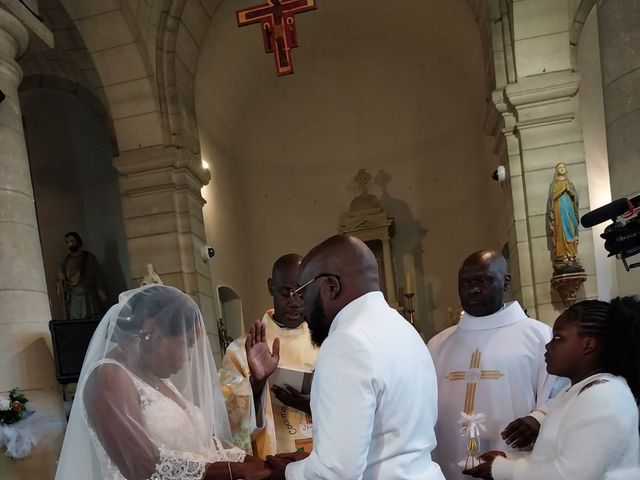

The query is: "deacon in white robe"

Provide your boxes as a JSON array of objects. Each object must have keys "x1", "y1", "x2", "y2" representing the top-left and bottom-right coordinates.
[
  {"x1": 427, "y1": 250, "x2": 567, "y2": 480},
  {"x1": 267, "y1": 235, "x2": 445, "y2": 480}
]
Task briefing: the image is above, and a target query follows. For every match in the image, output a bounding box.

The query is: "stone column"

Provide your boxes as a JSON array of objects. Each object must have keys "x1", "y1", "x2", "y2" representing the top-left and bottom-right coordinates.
[
  {"x1": 113, "y1": 146, "x2": 222, "y2": 358},
  {"x1": 0, "y1": 6, "x2": 63, "y2": 479},
  {"x1": 488, "y1": 1, "x2": 602, "y2": 322},
  {"x1": 597, "y1": 0, "x2": 640, "y2": 295}
]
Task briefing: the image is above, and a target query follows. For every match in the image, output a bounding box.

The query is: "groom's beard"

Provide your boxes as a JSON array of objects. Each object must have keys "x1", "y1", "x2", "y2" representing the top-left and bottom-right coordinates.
[{"x1": 307, "y1": 295, "x2": 330, "y2": 348}]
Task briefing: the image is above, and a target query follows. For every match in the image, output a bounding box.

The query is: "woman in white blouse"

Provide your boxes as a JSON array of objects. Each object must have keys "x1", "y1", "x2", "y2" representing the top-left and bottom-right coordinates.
[{"x1": 464, "y1": 296, "x2": 640, "y2": 480}]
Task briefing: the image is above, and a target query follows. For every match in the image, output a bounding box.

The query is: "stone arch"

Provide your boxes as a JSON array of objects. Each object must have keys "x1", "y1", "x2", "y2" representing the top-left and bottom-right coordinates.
[
  {"x1": 47, "y1": 0, "x2": 503, "y2": 159},
  {"x1": 20, "y1": 85, "x2": 132, "y2": 319},
  {"x1": 466, "y1": 0, "x2": 498, "y2": 102},
  {"x1": 156, "y1": 0, "x2": 193, "y2": 151},
  {"x1": 570, "y1": 0, "x2": 598, "y2": 69},
  {"x1": 20, "y1": 73, "x2": 117, "y2": 152},
  {"x1": 53, "y1": 0, "x2": 217, "y2": 155},
  {"x1": 155, "y1": 0, "x2": 500, "y2": 157},
  {"x1": 155, "y1": 0, "x2": 220, "y2": 154},
  {"x1": 58, "y1": 0, "x2": 164, "y2": 153},
  {"x1": 464, "y1": 0, "x2": 511, "y2": 160},
  {"x1": 21, "y1": 0, "x2": 117, "y2": 144}
]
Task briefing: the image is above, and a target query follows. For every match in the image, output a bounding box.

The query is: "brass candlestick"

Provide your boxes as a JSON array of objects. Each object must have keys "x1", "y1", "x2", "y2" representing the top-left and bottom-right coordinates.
[{"x1": 404, "y1": 292, "x2": 416, "y2": 327}]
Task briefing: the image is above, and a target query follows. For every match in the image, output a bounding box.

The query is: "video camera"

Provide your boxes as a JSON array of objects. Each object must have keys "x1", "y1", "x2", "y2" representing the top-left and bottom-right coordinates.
[{"x1": 581, "y1": 194, "x2": 640, "y2": 271}]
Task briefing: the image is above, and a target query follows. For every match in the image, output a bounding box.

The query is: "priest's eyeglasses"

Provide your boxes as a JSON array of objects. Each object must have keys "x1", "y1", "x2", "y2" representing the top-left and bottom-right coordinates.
[{"x1": 290, "y1": 273, "x2": 340, "y2": 299}]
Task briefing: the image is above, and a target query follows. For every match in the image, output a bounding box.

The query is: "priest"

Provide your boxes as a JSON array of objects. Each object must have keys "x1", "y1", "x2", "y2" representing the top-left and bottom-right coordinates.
[
  {"x1": 219, "y1": 254, "x2": 317, "y2": 458},
  {"x1": 427, "y1": 250, "x2": 567, "y2": 480}
]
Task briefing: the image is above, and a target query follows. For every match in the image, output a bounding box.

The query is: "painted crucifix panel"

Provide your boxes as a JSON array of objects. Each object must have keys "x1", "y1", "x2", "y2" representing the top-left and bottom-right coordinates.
[{"x1": 236, "y1": 0, "x2": 316, "y2": 76}]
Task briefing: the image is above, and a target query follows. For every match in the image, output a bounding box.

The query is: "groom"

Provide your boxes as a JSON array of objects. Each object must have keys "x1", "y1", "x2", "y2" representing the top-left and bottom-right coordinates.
[{"x1": 252, "y1": 235, "x2": 444, "y2": 479}]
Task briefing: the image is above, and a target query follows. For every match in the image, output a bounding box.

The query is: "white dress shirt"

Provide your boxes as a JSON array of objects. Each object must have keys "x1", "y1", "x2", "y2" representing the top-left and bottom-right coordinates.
[{"x1": 286, "y1": 291, "x2": 444, "y2": 480}]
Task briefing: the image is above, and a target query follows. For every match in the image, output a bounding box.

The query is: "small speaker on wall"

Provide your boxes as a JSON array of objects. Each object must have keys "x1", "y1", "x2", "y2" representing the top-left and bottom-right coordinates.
[{"x1": 49, "y1": 319, "x2": 100, "y2": 384}]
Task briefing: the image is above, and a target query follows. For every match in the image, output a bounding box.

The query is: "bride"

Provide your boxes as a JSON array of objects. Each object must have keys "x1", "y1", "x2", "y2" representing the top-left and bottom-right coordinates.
[{"x1": 56, "y1": 285, "x2": 271, "y2": 480}]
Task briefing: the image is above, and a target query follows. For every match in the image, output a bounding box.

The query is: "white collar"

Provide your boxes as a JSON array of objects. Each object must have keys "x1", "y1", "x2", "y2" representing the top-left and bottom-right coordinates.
[
  {"x1": 457, "y1": 301, "x2": 527, "y2": 331},
  {"x1": 329, "y1": 291, "x2": 386, "y2": 335}
]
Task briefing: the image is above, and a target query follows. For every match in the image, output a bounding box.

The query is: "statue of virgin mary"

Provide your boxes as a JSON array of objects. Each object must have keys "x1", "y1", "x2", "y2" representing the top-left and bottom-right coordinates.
[{"x1": 547, "y1": 163, "x2": 580, "y2": 267}]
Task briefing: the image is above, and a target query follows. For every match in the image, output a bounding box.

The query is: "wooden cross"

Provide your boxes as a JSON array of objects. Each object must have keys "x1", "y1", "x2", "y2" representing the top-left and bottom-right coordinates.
[
  {"x1": 446, "y1": 349, "x2": 503, "y2": 414},
  {"x1": 236, "y1": 0, "x2": 316, "y2": 76}
]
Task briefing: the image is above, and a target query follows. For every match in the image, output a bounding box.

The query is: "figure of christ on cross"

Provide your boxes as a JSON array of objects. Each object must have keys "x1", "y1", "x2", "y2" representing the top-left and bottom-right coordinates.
[
  {"x1": 236, "y1": 0, "x2": 316, "y2": 76},
  {"x1": 446, "y1": 349, "x2": 503, "y2": 469}
]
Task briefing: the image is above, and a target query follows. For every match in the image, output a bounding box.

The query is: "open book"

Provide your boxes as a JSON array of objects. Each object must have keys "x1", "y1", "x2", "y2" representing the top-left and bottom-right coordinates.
[{"x1": 270, "y1": 364, "x2": 314, "y2": 406}]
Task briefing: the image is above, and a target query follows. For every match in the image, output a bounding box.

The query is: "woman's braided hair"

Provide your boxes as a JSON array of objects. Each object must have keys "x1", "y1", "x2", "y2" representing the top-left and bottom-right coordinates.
[{"x1": 566, "y1": 297, "x2": 640, "y2": 402}]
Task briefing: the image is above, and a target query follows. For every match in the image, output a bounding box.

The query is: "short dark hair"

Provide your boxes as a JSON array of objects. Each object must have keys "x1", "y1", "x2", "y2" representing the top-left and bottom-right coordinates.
[
  {"x1": 271, "y1": 253, "x2": 302, "y2": 279},
  {"x1": 65, "y1": 231, "x2": 83, "y2": 246}
]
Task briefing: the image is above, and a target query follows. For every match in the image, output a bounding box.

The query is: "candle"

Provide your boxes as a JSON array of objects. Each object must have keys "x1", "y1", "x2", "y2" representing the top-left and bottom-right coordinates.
[{"x1": 405, "y1": 272, "x2": 414, "y2": 295}]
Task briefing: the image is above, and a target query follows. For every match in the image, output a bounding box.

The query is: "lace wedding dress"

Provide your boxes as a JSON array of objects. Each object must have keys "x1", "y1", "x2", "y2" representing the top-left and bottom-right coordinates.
[
  {"x1": 56, "y1": 285, "x2": 243, "y2": 480},
  {"x1": 88, "y1": 360, "x2": 246, "y2": 480}
]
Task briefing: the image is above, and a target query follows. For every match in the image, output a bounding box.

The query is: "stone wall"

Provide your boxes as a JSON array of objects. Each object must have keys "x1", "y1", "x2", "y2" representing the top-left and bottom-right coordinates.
[{"x1": 196, "y1": 0, "x2": 514, "y2": 338}]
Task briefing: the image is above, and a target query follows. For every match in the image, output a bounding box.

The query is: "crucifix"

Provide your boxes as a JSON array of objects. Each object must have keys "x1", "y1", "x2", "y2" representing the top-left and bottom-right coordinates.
[
  {"x1": 236, "y1": 0, "x2": 316, "y2": 76},
  {"x1": 446, "y1": 348, "x2": 503, "y2": 469}
]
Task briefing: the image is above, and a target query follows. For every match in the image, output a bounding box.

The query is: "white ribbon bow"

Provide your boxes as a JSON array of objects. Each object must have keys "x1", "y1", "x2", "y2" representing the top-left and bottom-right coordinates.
[
  {"x1": 458, "y1": 411, "x2": 487, "y2": 439},
  {"x1": 456, "y1": 412, "x2": 488, "y2": 470}
]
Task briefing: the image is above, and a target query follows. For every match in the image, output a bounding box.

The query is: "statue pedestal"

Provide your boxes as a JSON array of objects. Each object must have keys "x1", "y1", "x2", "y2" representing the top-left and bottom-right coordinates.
[{"x1": 551, "y1": 269, "x2": 587, "y2": 306}]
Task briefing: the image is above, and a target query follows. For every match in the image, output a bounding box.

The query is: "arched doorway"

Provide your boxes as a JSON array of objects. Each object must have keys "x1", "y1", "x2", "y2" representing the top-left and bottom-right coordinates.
[{"x1": 217, "y1": 285, "x2": 245, "y2": 344}]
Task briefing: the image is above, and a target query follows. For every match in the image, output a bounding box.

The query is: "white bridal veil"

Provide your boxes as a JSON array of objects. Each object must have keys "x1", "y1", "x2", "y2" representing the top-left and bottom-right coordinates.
[{"x1": 55, "y1": 285, "x2": 239, "y2": 479}]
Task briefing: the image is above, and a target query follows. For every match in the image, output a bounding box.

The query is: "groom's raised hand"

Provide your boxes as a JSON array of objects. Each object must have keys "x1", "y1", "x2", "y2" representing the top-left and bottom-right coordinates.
[{"x1": 246, "y1": 319, "x2": 280, "y2": 395}]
